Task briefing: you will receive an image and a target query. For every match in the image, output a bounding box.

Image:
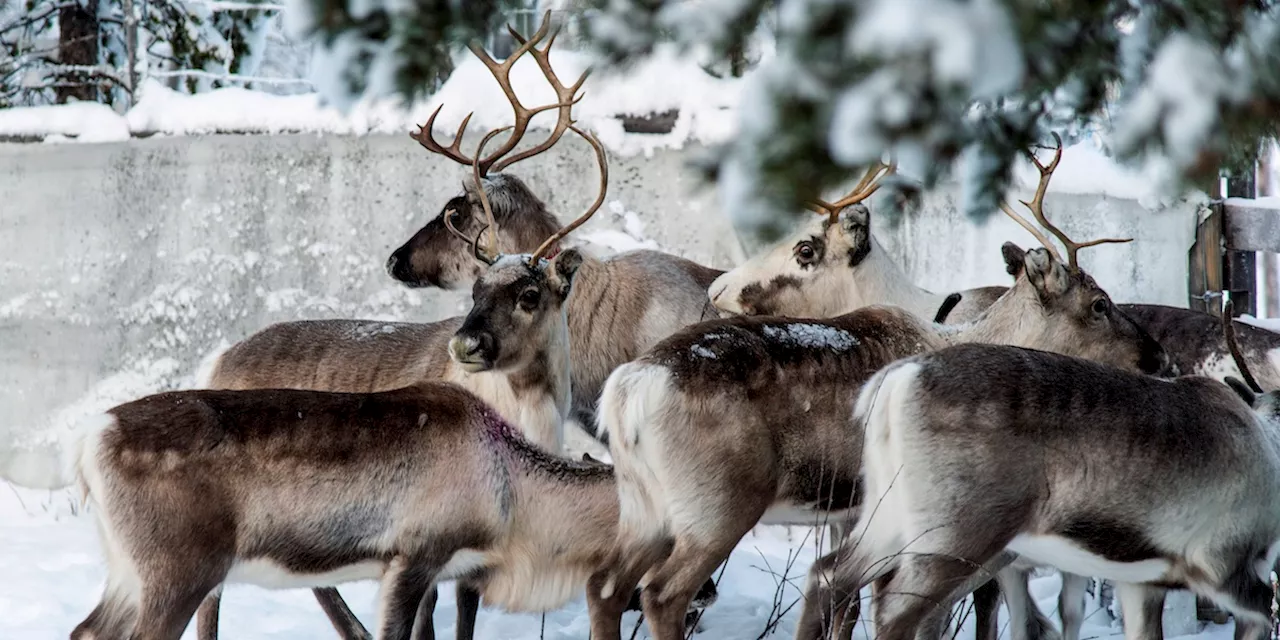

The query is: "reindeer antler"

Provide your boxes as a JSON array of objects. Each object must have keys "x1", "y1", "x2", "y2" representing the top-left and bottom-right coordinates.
[
  {"x1": 457, "y1": 126, "x2": 514, "y2": 266},
  {"x1": 409, "y1": 11, "x2": 587, "y2": 177},
  {"x1": 1223, "y1": 299, "x2": 1264, "y2": 394},
  {"x1": 806, "y1": 159, "x2": 897, "y2": 224},
  {"x1": 488, "y1": 15, "x2": 590, "y2": 173},
  {"x1": 528, "y1": 124, "x2": 608, "y2": 265},
  {"x1": 1002, "y1": 132, "x2": 1133, "y2": 270}
]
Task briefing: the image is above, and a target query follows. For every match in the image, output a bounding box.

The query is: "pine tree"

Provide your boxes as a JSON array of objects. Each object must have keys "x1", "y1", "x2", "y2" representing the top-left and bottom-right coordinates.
[
  {"x1": 281, "y1": 0, "x2": 1280, "y2": 241},
  {"x1": 0, "y1": 0, "x2": 278, "y2": 109}
]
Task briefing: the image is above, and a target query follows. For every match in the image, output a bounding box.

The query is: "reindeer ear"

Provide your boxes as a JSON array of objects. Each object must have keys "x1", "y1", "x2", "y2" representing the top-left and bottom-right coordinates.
[
  {"x1": 1001, "y1": 242, "x2": 1027, "y2": 277},
  {"x1": 1023, "y1": 248, "x2": 1070, "y2": 298},
  {"x1": 838, "y1": 203, "x2": 870, "y2": 234},
  {"x1": 548, "y1": 248, "x2": 583, "y2": 297}
]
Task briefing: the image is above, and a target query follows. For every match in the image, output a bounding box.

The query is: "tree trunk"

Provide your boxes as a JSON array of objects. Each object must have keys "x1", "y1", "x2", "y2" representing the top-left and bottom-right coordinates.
[{"x1": 56, "y1": 0, "x2": 100, "y2": 104}]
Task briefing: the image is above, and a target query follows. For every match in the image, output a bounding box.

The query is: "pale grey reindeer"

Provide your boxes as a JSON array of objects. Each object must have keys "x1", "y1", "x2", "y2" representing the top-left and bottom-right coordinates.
[
  {"x1": 709, "y1": 138, "x2": 1280, "y2": 639},
  {"x1": 710, "y1": 139, "x2": 1280, "y2": 392},
  {"x1": 707, "y1": 161, "x2": 1008, "y2": 324},
  {"x1": 195, "y1": 114, "x2": 611, "y2": 639},
  {"x1": 67, "y1": 377, "x2": 625, "y2": 640},
  {"x1": 585, "y1": 243, "x2": 1172, "y2": 640},
  {"x1": 385, "y1": 27, "x2": 723, "y2": 432},
  {"x1": 796, "y1": 337, "x2": 1280, "y2": 640}
]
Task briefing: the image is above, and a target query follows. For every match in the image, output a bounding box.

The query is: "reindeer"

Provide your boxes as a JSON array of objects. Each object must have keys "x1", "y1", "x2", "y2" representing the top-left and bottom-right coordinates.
[
  {"x1": 384, "y1": 14, "x2": 722, "y2": 431},
  {"x1": 67, "y1": 377, "x2": 627, "y2": 640},
  {"x1": 585, "y1": 237, "x2": 1172, "y2": 640},
  {"x1": 194, "y1": 119, "x2": 611, "y2": 640},
  {"x1": 710, "y1": 139, "x2": 1280, "y2": 639},
  {"x1": 795, "y1": 313, "x2": 1280, "y2": 640},
  {"x1": 707, "y1": 160, "x2": 1007, "y2": 324},
  {"x1": 709, "y1": 137, "x2": 1280, "y2": 392}
]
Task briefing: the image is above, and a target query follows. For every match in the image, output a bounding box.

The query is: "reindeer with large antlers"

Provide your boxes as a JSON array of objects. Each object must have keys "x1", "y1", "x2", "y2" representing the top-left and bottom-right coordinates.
[
  {"x1": 386, "y1": 11, "x2": 724, "y2": 435},
  {"x1": 191, "y1": 108, "x2": 619, "y2": 638}
]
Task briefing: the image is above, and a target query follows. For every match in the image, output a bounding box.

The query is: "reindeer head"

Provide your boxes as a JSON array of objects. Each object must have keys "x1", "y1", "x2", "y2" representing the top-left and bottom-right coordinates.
[
  {"x1": 450, "y1": 250, "x2": 584, "y2": 372},
  {"x1": 709, "y1": 162, "x2": 893, "y2": 316},
  {"x1": 386, "y1": 10, "x2": 589, "y2": 291},
  {"x1": 447, "y1": 117, "x2": 608, "y2": 373},
  {"x1": 981, "y1": 242, "x2": 1172, "y2": 376},
  {"x1": 386, "y1": 175, "x2": 560, "y2": 289}
]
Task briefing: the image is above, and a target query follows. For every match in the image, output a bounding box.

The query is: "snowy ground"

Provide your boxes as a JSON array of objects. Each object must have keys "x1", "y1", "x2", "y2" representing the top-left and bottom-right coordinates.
[{"x1": 0, "y1": 482, "x2": 1237, "y2": 640}]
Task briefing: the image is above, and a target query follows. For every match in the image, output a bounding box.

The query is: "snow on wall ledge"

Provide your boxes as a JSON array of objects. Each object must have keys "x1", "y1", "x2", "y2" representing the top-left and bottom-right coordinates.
[
  {"x1": 0, "y1": 46, "x2": 739, "y2": 158},
  {"x1": 0, "y1": 133, "x2": 1198, "y2": 486}
]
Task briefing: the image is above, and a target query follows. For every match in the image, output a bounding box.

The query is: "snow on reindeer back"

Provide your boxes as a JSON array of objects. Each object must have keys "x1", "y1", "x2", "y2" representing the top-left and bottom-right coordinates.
[{"x1": 761, "y1": 323, "x2": 859, "y2": 352}]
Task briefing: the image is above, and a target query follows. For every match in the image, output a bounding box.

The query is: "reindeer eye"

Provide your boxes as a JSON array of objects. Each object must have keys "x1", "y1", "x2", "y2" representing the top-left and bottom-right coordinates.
[
  {"x1": 518, "y1": 288, "x2": 541, "y2": 311},
  {"x1": 795, "y1": 242, "x2": 818, "y2": 265},
  {"x1": 1091, "y1": 299, "x2": 1108, "y2": 315}
]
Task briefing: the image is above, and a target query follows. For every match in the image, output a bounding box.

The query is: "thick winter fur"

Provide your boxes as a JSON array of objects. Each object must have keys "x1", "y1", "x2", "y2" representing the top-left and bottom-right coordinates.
[
  {"x1": 69, "y1": 383, "x2": 620, "y2": 640},
  {"x1": 590, "y1": 247, "x2": 1171, "y2": 640},
  {"x1": 707, "y1": 204, "x2": 1004, "y2": 324},
  {"x1": 197, "y1": 250, "x2": 582, "y2": 640},
  {"x1": 384, "y1": 172, "x2": 723, "y2": 428},
  {"x1": 210, "y1": 251, "x2": 581, "y2": 452},
  {"x1": 795, "y1": 344, "x2": 1280, "y2": 640},
  {"x1": 711, "y1": 208, "x2": 1280, "y2": 391}
]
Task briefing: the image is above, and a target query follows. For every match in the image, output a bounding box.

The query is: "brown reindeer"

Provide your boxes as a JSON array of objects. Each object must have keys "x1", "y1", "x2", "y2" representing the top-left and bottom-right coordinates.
[
  {"x1": 384, "y1": 14, "x2": 723, "y2": 432},
  {"x1": 795, "y1": 323, "x2": 1280, "y2": 640},
  {"x1": 67, "y1": 379, "x2": 623, "y2": 640},
  {"x1": 195, "y1": 116, "x2": 611, "y2": 640},
  {"x1": 709, "y1": 137, "x2": 1280, "y2": 394},
  {"x1": 585, "y1": 239, "x2": 1172, "y2": 640}
]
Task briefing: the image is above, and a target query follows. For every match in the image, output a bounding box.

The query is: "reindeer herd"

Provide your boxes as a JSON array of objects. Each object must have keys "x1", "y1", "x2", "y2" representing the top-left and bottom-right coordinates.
[{"x1": 53, "y1": 11, "x2": 1280, "y2": 640}]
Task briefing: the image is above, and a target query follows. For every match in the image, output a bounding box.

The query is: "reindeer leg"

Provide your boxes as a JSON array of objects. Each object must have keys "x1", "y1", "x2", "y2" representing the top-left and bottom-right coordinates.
[
  {"x1": 995, "y1": 564, "x2": 1059, "y2": 640},
  {"x1": 195, "y1": 590, "x2": 222, "y2": 640},
  {"x1": 795, "y1": 539, "x2": 895, "y2": 640},
  {"x1": 1114, "y1": 583, "x2": 1165, "y2": 640},
  {"x1": 639, "y1": 536, "x2": 740, "y2": 640},
  {"x1": 70, "y1": 583, "x2": 138, "y2": 640},
  {"x1": 132, "y1": 576, "x2": 225, "y2": 640},
  {"x1": 970, "y1": 579, "x2": 1002, "y2": 640},
  {"x1": 1059, "y1": 573, "x2": 1089, "y2": 640},
  {"x1": 411, "y1": 586, "x2": 439, "y2": 640},
  {"x1": 376, "y1": 557, "x2": 441, "y2": 640},
  {"x1": 454, "y1": 583, "x2": 481, "y2": 640},
  {"x1": 314, "y1": 587, "x2": 373, "y2": 640}
]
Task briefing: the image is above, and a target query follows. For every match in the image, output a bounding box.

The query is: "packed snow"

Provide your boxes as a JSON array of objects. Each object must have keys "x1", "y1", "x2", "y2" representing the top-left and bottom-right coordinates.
[{"x1": 0, "y1": 481, "x2": 1236, "y2": 640}]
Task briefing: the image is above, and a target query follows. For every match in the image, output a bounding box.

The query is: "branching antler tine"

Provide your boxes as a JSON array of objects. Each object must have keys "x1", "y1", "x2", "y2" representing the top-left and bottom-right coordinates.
[
  {"x1": 849, "y1": 161, "x2": 889, "y2": 199},
  {"x1": 467, "y1": 12, "x2": 555, "y2": 175},
  {"x1": 472, "y1": 126, "x2": 512, "y2": 262},
  {"x1": 529, "y1": 125, "x2": 608, "y2": 264},
  {"x1": 410, "y1": 106, "x2": 477, "y2": 167},
  {"x1": 1223, "y1": 300, "x2": 1264, "y2": 393},
  {"x1": 442, "y1": 208, "x2": 470, "y2": 243},
  {"x1": 999, "y1": 202, "x2": 1064, "y2": 263},
  {"x1": 489, "y1": 17, "x2": 589, "y2": 174}
]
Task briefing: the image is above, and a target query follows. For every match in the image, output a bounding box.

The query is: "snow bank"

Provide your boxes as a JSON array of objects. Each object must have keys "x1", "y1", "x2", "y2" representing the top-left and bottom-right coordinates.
[
  {"x1": 0, "y1": 102, "x2": 130, "y2": 143},
  {"x1": 2, "y1": 45, "x2": 739, "y2": 157}
]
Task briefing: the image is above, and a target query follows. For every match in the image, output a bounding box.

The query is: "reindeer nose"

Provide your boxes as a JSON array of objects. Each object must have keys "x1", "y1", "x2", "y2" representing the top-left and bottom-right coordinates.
[{"x1": 385, "y1": 254, "x2": 400, "y2": 278}]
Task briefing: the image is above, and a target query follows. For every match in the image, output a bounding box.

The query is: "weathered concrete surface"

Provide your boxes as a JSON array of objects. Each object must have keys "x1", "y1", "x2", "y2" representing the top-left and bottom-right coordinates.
[
  {"x1": 0, "y1": 133, "x2": 742, "y2": 452},
  {"x1": 0, "y1": 133, "x2": 1197, "y2": 463}
]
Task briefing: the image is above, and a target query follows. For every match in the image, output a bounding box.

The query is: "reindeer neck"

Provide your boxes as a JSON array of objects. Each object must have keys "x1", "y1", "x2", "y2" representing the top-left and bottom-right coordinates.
[
  {"x1": 840, "y1": 235, "x2": 943, "y2": 319},
  {"x1": 480, "y1": 426, "x2": 619, "y2": 610},
  {"x1": 942, "y1": 284, "x2": 1039, "y2": 347},
  {"x1": 448, "y1": 321, "x2": 572, "y2": 453}
]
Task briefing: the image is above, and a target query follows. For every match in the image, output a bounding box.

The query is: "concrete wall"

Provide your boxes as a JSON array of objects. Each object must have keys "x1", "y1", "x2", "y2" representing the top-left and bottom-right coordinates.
[{"x1": 0, "y1": 133, "x2": 1199, "y2": 461}]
